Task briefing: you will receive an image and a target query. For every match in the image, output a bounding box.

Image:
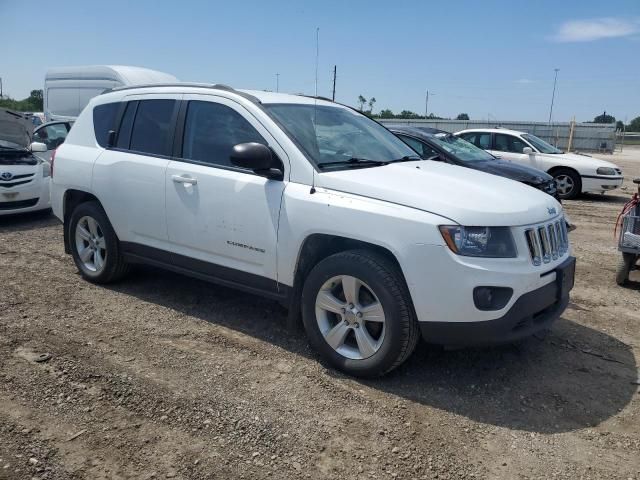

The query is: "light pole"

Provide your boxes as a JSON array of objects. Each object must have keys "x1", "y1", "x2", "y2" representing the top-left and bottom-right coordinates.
[
  {"x1": 276, "y1": 73, "x2": 280, "y2": 93},
  {"x1": 548, "y1": 68, "x2": 559, "y2": 124},
  {"x1": 425, "y1": 90, "x2": 435, "y2": 119}
]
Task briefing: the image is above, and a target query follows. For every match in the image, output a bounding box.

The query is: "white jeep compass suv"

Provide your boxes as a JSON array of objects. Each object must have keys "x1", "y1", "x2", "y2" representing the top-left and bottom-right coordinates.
[{"x1": 50, "y1": 84, "x2": 575, "y2": 377}]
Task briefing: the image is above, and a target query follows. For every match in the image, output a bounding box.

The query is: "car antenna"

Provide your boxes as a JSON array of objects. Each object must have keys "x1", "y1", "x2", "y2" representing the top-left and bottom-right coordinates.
[{"x1": 310, "y1": 27, "x2": 319, "y2": 195}]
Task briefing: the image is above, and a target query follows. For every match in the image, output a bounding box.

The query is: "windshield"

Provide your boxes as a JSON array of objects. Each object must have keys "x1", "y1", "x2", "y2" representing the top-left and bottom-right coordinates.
[
  {"x1": 264, "y1": 103, "x2": 418, "y2": 168},
  {"x1": 429, "y1": 133, "x2": 495, "y2": 162},
  {"x1": 522, "y1": 134, "x2": 561, "y2": 154}
]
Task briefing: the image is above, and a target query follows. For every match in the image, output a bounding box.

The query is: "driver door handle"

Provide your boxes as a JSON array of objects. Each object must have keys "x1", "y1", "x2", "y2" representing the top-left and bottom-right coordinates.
[{"x1": 172, "y1": 174, "x2": 197, "y2": 185}]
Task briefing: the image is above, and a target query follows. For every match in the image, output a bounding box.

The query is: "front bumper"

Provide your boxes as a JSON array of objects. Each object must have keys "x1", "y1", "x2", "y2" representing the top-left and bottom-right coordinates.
[
  {"x1": 419, "y1": 258, "x2": 574, "y2": 346},
  {"x1": 0, "y1": 178, "x2": 51, "y2": 216},
  {"x1": 581, "y1": 175, "x2": 623, "y2": 194}
]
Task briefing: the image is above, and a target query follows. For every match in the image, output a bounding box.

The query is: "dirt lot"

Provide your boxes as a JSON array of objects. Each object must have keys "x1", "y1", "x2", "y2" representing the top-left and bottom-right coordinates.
[{"x1": 1, "y1": 148, "x2": 639, "y2": 480}]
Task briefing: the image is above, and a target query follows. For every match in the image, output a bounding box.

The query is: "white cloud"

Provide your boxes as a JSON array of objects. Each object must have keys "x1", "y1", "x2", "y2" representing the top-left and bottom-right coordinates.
[
  {"x1": 551, "y1": 17, "x2": 640, "y2": 42},
  {"x1": 516, "y1": 78, "x2": 535, "y2": 84}
]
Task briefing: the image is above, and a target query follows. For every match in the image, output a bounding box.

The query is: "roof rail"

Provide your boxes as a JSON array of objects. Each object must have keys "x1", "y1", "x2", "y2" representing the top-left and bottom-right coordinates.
[
  {"x1": 101, "y1": 82, "x2": 261, "y2": 103},
  {"x1": 298, "y1": 94, "x2": 335, "y2": 103}
]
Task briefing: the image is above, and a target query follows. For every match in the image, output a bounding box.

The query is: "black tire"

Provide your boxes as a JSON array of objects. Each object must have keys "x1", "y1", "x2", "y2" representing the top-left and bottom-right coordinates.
[
  {"x1": 552, "y1": 168, "x2": 582, "y2": 200},
  {"x1": 301, "y1": 250, "x2": 419, "y2": 378},
  {"x1": 68, "y1": 201, "x2": 130, "y2": 284},
  {"x1": 616, "y1": 253, "x2": 636, "y2": 286}
]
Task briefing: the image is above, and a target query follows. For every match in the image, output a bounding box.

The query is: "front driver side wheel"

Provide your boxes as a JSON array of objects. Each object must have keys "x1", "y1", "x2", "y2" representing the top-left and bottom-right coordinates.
[{"x1": 301, "y1": 250, "x2": 419, "y2": 377}]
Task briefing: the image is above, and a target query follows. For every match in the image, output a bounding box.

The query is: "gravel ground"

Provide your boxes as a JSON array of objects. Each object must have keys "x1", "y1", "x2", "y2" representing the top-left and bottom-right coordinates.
[{"x1": 1, "y1": 148, "x2": 639, "y2": 480}]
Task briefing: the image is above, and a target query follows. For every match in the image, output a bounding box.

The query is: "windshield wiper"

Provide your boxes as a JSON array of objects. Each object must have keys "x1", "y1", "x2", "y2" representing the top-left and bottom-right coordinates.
[
  {"x1": 318, "y1": 157, "x2": 389, "y2": 169},
  {"x1": 386, "y1": 155, "x2": 422, "y2": 163}
]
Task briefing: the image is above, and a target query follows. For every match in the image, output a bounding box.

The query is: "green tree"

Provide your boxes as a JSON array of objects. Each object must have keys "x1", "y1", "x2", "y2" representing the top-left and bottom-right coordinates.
[
  {"x1": 628, "y1": 116, "x2": 640, "y2": 132},
  {"x1": 593, "y1": 112, "x2": 615, "y2": 124},
  {"x1": 379, "y1": 109, "x2": 395, "y2": 119},
  {"x1": 368, "y1": 97, "x2": 376, "y2": 113},
  {"x1": 398, "y1": 110, "x2": 420, "y2": 119},
  {"x1": 0, "y1": 89, "x2": 44, "y2": 112},
  {"x1": 357, "y1": 95, "x2": 367, "y2": 111},
  {"x1": 616, "y1": 120, "x2": 624, "y2": 131},
  {"x1": 456, "y1": 113, "x2": 470, "y2": 120},
  {"x1": 28, "y1": 90, "x2": 44, "y2": 111}
]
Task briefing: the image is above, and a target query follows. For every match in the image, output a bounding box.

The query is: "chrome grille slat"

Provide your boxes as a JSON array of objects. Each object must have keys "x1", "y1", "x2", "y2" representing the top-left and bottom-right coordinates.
[{"x1": 525, "y1": 219, "x2": 568, "y2": 265}]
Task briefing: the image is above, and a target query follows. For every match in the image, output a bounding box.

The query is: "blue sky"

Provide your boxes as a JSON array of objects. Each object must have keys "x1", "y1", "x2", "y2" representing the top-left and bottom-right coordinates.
[{"x1": 1, "y1": 0, "x2": 639, "y2": 122}]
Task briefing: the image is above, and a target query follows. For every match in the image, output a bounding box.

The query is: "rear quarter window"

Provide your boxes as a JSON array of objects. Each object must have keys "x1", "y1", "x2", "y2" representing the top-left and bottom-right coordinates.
[{"x1": 93, "y1": 102, "x2": 120, "y2": 148}]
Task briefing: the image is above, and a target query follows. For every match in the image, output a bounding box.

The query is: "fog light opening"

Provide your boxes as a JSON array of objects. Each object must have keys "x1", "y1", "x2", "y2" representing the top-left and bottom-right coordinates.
[{"x1": 473, "y1": 287, "x2": 513, "y2": 311}]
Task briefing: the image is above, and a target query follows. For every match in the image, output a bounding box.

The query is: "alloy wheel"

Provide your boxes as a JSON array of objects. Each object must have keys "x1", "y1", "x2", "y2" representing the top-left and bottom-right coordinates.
[
  {"x1": 315, "y1": 275, "x2": 386, "y2": 360},
  {"x1": 74, "y1": 216, "x2": 107, "y2": 273},
  {"x1": 555, "y1": 174, "x2": 575, "y2": 197}
]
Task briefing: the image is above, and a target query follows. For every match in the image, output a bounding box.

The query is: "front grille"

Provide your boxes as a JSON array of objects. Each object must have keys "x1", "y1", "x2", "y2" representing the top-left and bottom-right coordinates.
[
  {"x1": 0, "y1": 198, "x2": 39, "y2": 210},
  {"x1": 0, "y1": 173, "x2": 35, "y2": 188},
  {"x1": 525, "y1": 219, "x2": 569, "y2": 266}
]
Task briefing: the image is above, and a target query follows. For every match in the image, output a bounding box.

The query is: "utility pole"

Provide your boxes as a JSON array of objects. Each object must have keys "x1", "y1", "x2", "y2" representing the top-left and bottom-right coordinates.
[
  {"x1": 276, "y1": 73, "x2": 279, "y2": 92},
  {"x1": 425, "y1": 90, "x2": 434, "y2": 119},
  {"x1": 332, "y1": 65, "x2": 336, "y2": 101},
  {"x1": 548, "y1": 68, "x2": 559, "y2": 124},
  {"x1": 0, "y1": 77, "x2": 3, "y2": 98}
]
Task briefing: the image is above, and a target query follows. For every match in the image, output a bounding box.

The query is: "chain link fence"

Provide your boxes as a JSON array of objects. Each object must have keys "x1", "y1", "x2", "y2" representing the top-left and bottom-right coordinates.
[{"x1": 378, "y1": 119, "x2": 616, "y2": 153}]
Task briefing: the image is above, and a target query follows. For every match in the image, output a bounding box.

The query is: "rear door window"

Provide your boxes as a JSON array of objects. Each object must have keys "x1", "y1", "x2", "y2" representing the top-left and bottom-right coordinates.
[
  {"x1": 494, "y1": 133, "x2": 528, "y2": 153},
  {"x1": 460, "y1": 132, "x2": 492, "y2": 150},
  {"x1": 92, "y1": 102, "x2": 120, "y2": 148},
  {"x1": 129, "y1": 99, "x2": 177, "y2": 156}
]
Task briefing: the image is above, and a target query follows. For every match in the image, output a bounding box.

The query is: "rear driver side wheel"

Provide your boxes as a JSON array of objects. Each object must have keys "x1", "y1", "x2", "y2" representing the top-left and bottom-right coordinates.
[{"x1": 69, "y1": 201, "x2": 130, "y2": 283}]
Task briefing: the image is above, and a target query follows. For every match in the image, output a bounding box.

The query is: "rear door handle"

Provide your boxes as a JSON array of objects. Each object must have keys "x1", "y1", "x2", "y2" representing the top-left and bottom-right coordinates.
[{"x1": 172, "y1": 174, "x2": 197, "y2": 185}]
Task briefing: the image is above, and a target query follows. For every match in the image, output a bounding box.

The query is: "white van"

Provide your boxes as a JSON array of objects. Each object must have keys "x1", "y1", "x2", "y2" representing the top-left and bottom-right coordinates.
[{"x1": 44, "y1": 65, "x2": 177, "y2": 122}]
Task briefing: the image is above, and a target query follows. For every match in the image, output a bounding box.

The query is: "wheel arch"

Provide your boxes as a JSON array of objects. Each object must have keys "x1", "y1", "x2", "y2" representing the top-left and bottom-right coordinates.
[
  {"x1": 547, "y1": 166, "x2": 582, "y2": 197},
  {"x1": 285, "y1": 233, "x2": 409, "y2": 329},
  {"x1": 62, "y1": 189, "x2": 101, "y2": 254}
]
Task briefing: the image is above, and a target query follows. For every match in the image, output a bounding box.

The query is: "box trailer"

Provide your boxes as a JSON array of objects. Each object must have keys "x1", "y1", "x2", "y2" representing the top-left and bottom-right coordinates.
[{"x1": 44, "y1": 65, "x2": 178, "y2": 122}]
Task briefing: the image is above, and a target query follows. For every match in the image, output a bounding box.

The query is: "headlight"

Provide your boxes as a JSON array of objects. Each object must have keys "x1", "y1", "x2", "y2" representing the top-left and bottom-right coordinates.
[
  {"x1": 597, "y1": 167, "x2": 616, "y2": 175},
  {"x1": 439, "y1": 226, "x2": 517, "y2": 258},
  {"x1": 42, "y1": 161, "x2": 51, "y2": 177}
]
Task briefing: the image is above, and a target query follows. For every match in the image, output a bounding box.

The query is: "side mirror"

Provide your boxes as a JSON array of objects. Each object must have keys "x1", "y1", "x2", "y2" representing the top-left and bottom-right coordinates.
[
  {"x1": 523, "y1": 147, "x2": 534, "y2": 155},
  {"x1": 29, "y1": 142, "x2": 48, "y2": 153},
  {"x1": 230, "y1": 143, "x2": 283, "y2": 180}
]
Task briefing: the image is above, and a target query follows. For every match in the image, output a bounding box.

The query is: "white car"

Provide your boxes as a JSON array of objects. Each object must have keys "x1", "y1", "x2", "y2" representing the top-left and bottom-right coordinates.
[
  {"x1": 456, "y1": 128, "x2": 623, "y2": 199},
  {"x1": 0, "y1": 109, "x2": 51, "y2": 215},
  {"x1": 51, "y1": 84, "x2": 574, "y2": 377}
]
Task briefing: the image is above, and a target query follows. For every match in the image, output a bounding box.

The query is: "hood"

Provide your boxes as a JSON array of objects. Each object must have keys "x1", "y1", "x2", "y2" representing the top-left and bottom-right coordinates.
[
  {"x1": 317, "y1": 161, "x2": 562, "y2": 227},
  {"x1": 464, "y1": 159, "x2": 553, "y2": 184},
  {"x1": 538, "y1": 152, "x2": 619, "y2": 170},
  {"x1": 0, "y1": 109, "x2": 32, "y2": 149}
]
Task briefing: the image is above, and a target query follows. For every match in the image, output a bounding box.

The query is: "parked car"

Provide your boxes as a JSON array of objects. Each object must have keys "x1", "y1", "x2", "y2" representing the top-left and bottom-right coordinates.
[
  {"x1": 32, "y1": 121, "x2": 73, "y2": 162},
  {"x1": 51, "y1": 84, "x2": 574, "y2": 377},
  {"x1": 455, "y1": 128, "x2": 623, "y2": 199},
  {"x1": 0, "y1": 109, "x2": 51, "y2": 215},
  {"x1": 390, "y1": 126, "x2": 558, "y2": 199},
  {"x1": 44, "y1": 65, "x2": 178, "y2": 122}
]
